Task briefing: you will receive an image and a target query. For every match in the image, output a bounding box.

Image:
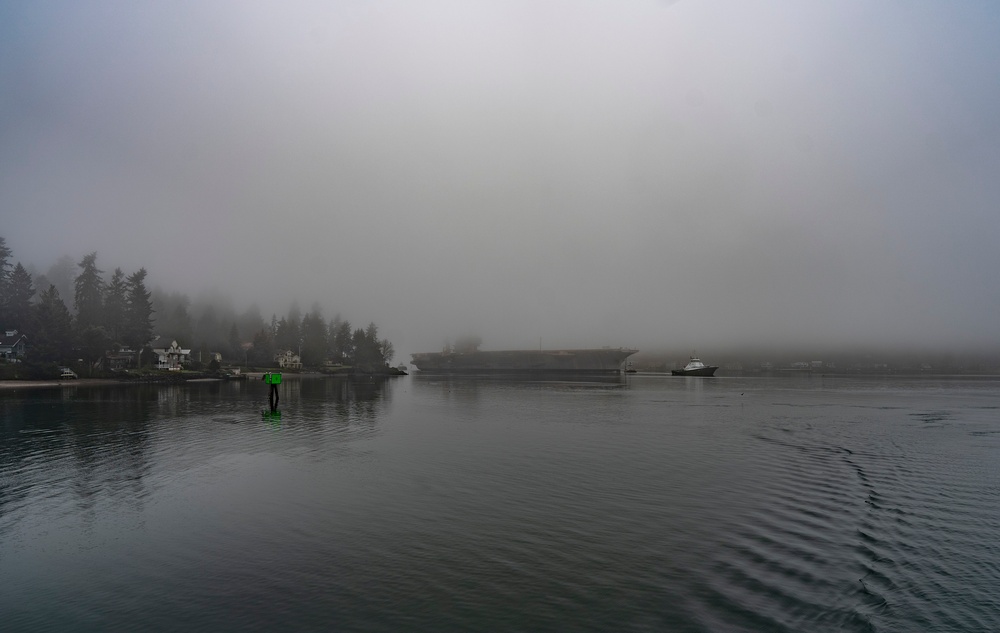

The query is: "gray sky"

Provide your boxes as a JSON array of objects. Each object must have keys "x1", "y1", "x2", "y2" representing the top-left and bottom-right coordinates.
[{"x1": 3, "y1": 0, "x2": 999, "y2": 358}]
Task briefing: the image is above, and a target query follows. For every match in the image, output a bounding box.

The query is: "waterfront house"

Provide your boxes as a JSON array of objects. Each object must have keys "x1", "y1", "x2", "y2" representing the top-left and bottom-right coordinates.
[
  {"x1": 275, "y1": 350, "x2": 302, "y2": 369},
  {"x1": 0, "y1": 329, "x2": 27, "y2": 362},
  {"x1": 152, "y1": 340, "x2": 191, "y2": 370},
  {"x1": 104, "y1": 348, "x2": 140, "y2": 371}
]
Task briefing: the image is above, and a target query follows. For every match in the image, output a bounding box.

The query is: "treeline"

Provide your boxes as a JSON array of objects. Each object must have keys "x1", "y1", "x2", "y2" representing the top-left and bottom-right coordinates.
[
  {"x1": 153, "y1": 290, "x2": 395, "y2": 372},
  {"x1": 0, "y1": 236, "x2": 394, "y2": 374},
  {"x1": 0, "y1": 238, "x2": 153, "y2": 368}
]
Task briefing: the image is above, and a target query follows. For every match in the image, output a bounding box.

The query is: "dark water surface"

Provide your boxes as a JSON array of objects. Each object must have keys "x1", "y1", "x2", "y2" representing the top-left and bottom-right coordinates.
[{"x1": 2, "y1": 374, "x2": 999, "y2": 632}]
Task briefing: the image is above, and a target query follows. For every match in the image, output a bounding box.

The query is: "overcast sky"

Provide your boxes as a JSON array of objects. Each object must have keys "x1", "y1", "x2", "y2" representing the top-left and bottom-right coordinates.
[{"x1": 2, "y1": 0, "x2": 999, "y2": 357}]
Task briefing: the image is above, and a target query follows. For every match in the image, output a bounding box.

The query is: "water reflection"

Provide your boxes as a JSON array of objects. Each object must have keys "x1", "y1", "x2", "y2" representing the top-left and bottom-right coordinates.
[
  {"x1": 411, "y1": 373, "x2": 628, "y2": 400},
  {"x1": 4, "y1": 376, "x2": 1000, "y2": 632},
  {"x1": 1, "y1": 377, "x2": 403, "y2": 526},
  {"x1": 0, "y1": 385, "x2": 159, "y2": 525},
  {"x1": 293, "y1": 375, "x2": 396, "y2": 423}
]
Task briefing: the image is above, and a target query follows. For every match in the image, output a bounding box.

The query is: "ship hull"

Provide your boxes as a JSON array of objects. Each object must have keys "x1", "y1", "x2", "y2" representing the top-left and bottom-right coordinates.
[
  {"x1": 671, "y1": 366, "x2": 718, "y2": 376},
  {"x1": 410, "y1": 348, "x2": 638, "y2": 374}
]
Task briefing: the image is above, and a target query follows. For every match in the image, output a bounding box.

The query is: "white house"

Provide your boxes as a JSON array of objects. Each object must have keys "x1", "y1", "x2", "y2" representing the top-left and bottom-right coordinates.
[
  {"x1": 275, "y1": 350, "x2": 302, "y2": 369},
  {"x1": 152, "y1": 340, "x2": 191, "y2": 370}
]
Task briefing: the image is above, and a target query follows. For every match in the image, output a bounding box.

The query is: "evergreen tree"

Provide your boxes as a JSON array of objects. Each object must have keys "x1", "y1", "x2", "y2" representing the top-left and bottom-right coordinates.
[
  {"x1": 7, "y1": 262, "x2": 35, "y2": 332},
  {"x1": 236, "y1": 304, "x2": 264, "y2": 345},
  {"x1": 0, "y1": 235, "x2": 11, "y2": 281},
  {"x1": 151, "y1": 289, "x2": 193, "y2": 345},
  {"x1": 0, "y1": 236, "x2": 12, "y2": 325},
  {"x1": 300, "y1": 307, "x2": 328, "y2": 367},
  {"x1": 249, "y1": 327, "x2": 275, "y2": 366},
  {"x1": 78, "y1": 326, "x2": 111, "y2": 373},
  {"x1": 274, "y1": 317, "x2": 293, "y2": 353},
  {"x1": 170, "y1": 302, "x2": 194, "y2": 346},
  {"x1": 42, "y1": 256, "x2": 75, "y2": 305},
  {"x1": 188, "y1": 293, "x2": 238, "y2": 349},
  {"x1": 364, "y1": 321, "x2": 378, "y2": 343},
  {"x1": 103, "y1": 267, "x2": 128, "y2": 343},
  {"x1": 275, "y1": 323, "x2": 300, "y2": 355},
  {"x1": 275, "y1": 303, "x2": 302, "y2": 353},
  {"x1": 330, "y1": 316, "x2": 353, "y2": 362},
  {"x1": 328, "y1": 314, "x2": 341, "y2": 358},
  {"x1": 351, "y1": 328, "x2": 367, "y2": 364},
  {"x1": 32, "y1": 285, "x2": 74, "y2": 362},
  {"x1": 123, "y1": 268, "x2": 154, "y2": 350},
  {"x1": 196, "y1": 304, "x2": 220, "y2": 350},
  {"x1": 228, "y1": 322, "x2": 240, "y2": 360},
  {"x1": 74, "y1": 252, "x2": 104, "y2": 330},
  {"x1": 351, "y1": 322, "x2": 385, "y2": 372}
]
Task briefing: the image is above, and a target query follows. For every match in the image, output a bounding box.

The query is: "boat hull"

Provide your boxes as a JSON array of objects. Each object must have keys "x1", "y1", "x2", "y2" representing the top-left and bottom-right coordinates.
[
  {"x1": 671, "y1": 366, "x2": 718, "y2": 376},
  {"x1": 410, "y1": 348, "x2": 638, "y2": 374}
]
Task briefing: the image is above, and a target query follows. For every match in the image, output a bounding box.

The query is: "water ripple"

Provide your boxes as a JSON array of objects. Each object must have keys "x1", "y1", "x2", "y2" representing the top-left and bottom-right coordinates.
[{"x1": 3, "y1": 376, "x2": 1000, "y2": 632}]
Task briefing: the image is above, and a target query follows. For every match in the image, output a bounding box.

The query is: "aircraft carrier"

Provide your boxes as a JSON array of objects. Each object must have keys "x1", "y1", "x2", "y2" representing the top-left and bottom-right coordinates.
[{"x1": 409, "y1": 348, "x2": 638, "y2": 374}]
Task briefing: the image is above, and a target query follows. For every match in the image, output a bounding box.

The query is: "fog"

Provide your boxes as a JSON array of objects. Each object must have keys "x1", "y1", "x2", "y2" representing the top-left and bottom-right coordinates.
[{"x1": 3, "y1": 1, "x2": 999, "y2": 359}]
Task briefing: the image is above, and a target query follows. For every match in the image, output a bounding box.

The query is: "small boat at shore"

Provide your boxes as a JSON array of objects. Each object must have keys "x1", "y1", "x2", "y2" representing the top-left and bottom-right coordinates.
[{"x1": 671, "y1": 357, "x2": 718, "y2": 376}]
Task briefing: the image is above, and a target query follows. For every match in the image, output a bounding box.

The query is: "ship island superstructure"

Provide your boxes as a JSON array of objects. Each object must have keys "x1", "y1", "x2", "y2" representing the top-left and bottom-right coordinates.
[{"x1": 409, "y1": 347, "x2": 639, "y2": 374}]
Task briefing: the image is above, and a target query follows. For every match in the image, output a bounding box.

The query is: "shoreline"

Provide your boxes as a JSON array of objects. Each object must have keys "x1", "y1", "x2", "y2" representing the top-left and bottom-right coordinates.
[
  {"x1": 0, "y1": 378, "x2": 127, "y2": 391},
  {"x1": 0, "y1": 370, "x2": 405, "y2": 391}
]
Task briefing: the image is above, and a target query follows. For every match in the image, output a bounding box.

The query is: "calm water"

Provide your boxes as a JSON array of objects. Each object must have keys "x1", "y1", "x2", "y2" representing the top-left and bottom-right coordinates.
[{"x1": 2, "y1": 374, "x2": 999, "y2": 632}]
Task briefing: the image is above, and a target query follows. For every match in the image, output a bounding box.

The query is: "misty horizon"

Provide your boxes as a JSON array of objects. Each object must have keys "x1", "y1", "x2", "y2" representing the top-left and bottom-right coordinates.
[
  {"x1": 3, "y1": 2, "x2": 999, "y2": 359},
  {"x1": 10, "y1": 238, "x2": 1000, "y2": 365}
]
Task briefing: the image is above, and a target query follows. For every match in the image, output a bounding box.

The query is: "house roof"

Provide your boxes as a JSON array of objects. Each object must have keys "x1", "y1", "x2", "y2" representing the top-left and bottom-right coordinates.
[
  {"x1": 150, "y1": 338, "x2": 191, "y2": 354},
  {"x1": 0, "y1": 330, "x2": 27, "y2": 347}
]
